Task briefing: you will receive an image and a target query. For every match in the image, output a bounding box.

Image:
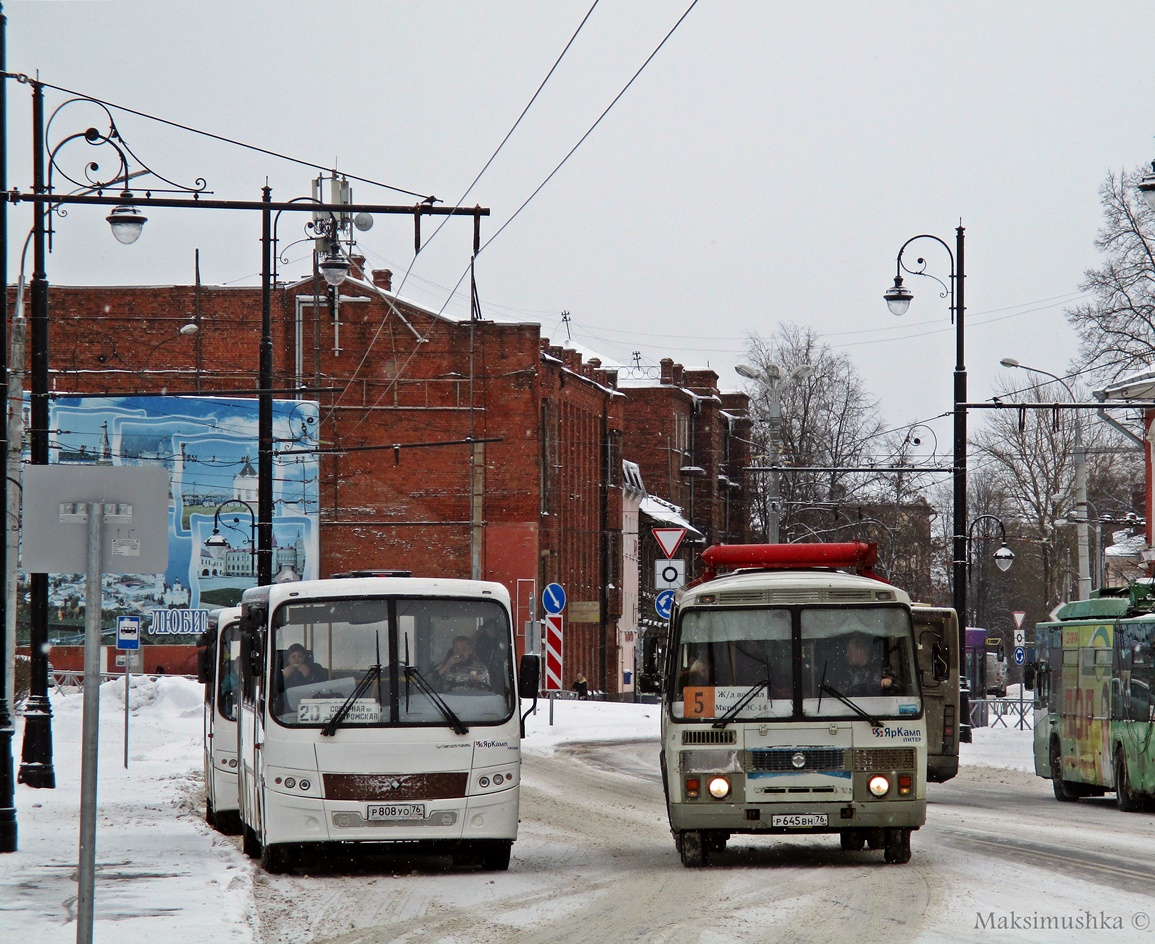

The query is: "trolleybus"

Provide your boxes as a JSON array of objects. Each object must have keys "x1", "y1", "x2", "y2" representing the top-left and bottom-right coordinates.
[
  {"x1": 646, "y1": 542, "x2": 926, "y2": 867},
  {"x1": 236, "y1": 576, "x2": 539, "y2": 872},
  {"x1": 200, "y1": 606, "x2": 243, "y2": 833},
  {"x1": 1032, "y1": 585, "x2": 1155, "y2": 809}
]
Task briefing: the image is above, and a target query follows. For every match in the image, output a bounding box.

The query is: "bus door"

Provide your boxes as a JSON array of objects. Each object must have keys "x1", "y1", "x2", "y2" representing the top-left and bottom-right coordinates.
[
  {"x1": 1076, "y1": 639, "x2": 1112, "y2": 784},
  {"x1": 912, "y1": 607, "x2": 959, "y2": 783},
  {"x1": 1115, "y1": 619, "x2": 1155, "y2": 793}
]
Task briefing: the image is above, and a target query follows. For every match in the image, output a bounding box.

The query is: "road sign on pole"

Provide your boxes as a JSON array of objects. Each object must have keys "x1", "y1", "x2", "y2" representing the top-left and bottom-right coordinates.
[
  {"x1": 542, "y1": 583, "x2": 566, "y2": 615},
  {"x1": 543, "y1": 615, "x2": 564, "y2": 691},
  {"x1": 655, "y1": 589, "x2": 675, "y2": 620},
  {"x1": 1013, "y1": 610, "x2": 1026, "y2": 629},
  {"x1": 655, "y1": 559, "x2": 686, "y2": 590},
  {"x1": 117, "y1": 616, "x2": 141, "y2": 651},
  {"x1": 652, "y1": 527, "x2": 686, "y2": 559}
]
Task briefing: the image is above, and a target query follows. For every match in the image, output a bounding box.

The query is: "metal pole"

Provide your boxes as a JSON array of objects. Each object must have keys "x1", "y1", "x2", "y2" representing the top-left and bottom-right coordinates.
[
  {"x1": 76, "y1": 502, "x2": 104, "y2": 944},
  {"x1": 952, "y1": 225, "x2": 968, "y2": 657},
  {"x1": 19, "y1": 78, "x2": 54, "y2": 789},
  {"x1": 0, "y1": 0, "x2": 16, "y2": 852},
  {"x1": 123, "y1": 665, "x2": 129, "y2": 769},
  {"x1": 257, "y1": 186, "x2": 273, "y2": 586},
  {"x1": 768, "y1": 378, "x2": 782, "y2": 543}
]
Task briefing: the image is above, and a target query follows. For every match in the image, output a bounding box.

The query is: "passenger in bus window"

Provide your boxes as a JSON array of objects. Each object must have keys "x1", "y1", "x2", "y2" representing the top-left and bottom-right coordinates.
[
  {"x1": 281, "y1": 643, "x2": 327, "y2": 687},
  {"x1": 831, "y1": 633, "x2": 897, "y2": 696},
  {"x1": 434, "y1": 636, "x2": 491, "y2": 691},
  {"x1": 678, "y1": 647, "x2": 712, "y2": 688}
]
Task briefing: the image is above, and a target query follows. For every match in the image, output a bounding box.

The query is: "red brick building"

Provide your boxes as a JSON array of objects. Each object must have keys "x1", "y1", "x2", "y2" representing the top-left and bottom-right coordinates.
[{"x1": 17, "y1": 269, "x2": 749, "y2": 694}]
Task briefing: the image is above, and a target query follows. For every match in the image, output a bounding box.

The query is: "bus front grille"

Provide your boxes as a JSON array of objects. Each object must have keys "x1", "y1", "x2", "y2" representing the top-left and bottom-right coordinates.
[
  {"x1": 745, "y1": 748, "x2": 847, "y2": 772},
  {"x1": 323, "y1": 772, "x2": 468, "y2": 801},
  {"x1": 681, "y1": 729, "x2": 737, "y2": 745},
  {"x1": 852, "y1": 748, "x2": 917, "y2": 771}
]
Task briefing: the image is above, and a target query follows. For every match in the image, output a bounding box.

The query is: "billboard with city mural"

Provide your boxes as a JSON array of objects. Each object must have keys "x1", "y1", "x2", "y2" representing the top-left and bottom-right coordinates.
[{"x1": 17, "y1": 394, "x2": 320, "y2": 645}]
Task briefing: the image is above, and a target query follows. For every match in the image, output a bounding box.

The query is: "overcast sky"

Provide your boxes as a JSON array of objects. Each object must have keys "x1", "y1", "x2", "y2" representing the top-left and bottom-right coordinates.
[{"x1": 5, "y1": 1, "x2": 1155, "y2": 461}]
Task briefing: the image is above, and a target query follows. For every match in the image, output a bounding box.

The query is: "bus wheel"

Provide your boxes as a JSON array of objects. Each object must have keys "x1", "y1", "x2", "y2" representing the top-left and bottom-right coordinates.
[
  {"x1": 260, "y1": 842, "x2": 293, "y2": 874},
  {"x1": 1115, "y1": 747, "x2": 1143, "y2": 812},
  {"x1": 205, "y1": 798, "x2": 215, "y2": 827},
  {"x1": 840, "y1": 830, "x2": 865, "y2": 852},
  {"x1": 883, "y1": 828, "x2": 911, "y2": 864},
  {"x1": 1049, "y1": 739, "x2": 1078, "y2": 802},
  {"x1": 242, "y1": 825, "x2": 261, "y2": 859},
  {"x1": 678, "y1": 830, "x2": 708, "y2": 868}
]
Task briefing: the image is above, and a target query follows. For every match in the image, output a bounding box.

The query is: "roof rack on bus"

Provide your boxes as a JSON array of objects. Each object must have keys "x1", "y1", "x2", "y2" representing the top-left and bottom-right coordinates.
[
  {"x1": 1051, "y1": 579, "x2": 1155, "y2": 621},
  {"x1": 696, "y1": 541, "x2": 883, "y2": 584}
]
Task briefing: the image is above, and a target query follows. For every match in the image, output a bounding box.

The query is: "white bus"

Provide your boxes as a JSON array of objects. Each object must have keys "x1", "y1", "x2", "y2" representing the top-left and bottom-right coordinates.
[
  {"x1": 200, "y1": 606, "x2": 243, "y2": 834},
  {"x1": 236, "y1": 577, "x2": 539, "y2": 873},
  {"x1": 644, "y1": 543, "x2": 926, "y2": 867}
]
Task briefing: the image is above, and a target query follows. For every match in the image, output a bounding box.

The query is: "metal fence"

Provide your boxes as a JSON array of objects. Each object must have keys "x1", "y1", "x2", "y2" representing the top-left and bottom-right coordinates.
[
  {"x1": 969, "y1": 696, "x2": 1033, "y2": 730},
  {"x1": 50, "y1": 670, "x2": 192, "y2": 691}
]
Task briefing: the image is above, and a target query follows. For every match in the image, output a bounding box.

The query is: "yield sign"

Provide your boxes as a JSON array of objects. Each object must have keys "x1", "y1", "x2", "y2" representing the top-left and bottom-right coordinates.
[
  {"x1": 652, "y1": 527, "x2": 687, "y2": 559},
  {"x1": 1012, "y1": 610, "x2": 1027, "y2": 629}
]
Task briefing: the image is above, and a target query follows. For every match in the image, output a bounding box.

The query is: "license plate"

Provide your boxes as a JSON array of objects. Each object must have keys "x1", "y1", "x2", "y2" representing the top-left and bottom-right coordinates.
[
  {"x1": 366, "y1": 803, "x2": 425, "y2": 821},
  {"x1": 772, "y1": 813, "x2": 827, "y2": 828}
]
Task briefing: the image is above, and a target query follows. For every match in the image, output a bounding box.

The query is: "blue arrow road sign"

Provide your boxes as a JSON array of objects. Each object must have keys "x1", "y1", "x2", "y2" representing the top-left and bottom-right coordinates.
[
  {"x1": 1014, "y1": 647, "x2": 1025, "y2": 666},
  {"x1": 655, "y1": 589, "x2": 675, "y2": 620},
  {"x1": 542, "y1": 583, "x2": 566, "y2": 615}
]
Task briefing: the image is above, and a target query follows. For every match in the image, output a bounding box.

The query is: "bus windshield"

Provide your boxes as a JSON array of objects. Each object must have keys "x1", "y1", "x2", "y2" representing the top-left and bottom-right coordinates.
[
  {"x1": 270, "y1": 596, "x2": 514, "y2": 728},
  {"x1": 672, "y1": 604, "x2": 919, "y2": 722}
]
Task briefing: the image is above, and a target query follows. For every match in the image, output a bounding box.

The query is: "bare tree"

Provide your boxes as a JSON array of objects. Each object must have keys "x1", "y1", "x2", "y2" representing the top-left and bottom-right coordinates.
[
  {"x1": 973, "y1": 374, "x2": 1141, "y2": 615},
  {"x1": 1067, "y1": 167, "x2": 1155, "y2": 384}
]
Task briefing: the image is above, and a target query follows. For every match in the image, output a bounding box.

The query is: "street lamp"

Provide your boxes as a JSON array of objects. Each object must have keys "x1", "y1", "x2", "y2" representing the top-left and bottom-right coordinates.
[
  {"x1": 1000, "y1": 358, "x2": 1090, "y2": 600},
  {"x1": 139, "y1": 322, "x2": 198, "y2": 376},
  {"x1": 1138, "y1": 162, "x2": 1155, "y2": 213},
  {"x1": 966, "y1": 514, "x2": 1014, "y2": 626},
  {"x1": 204, "y1": 499, "x2": 257, "y2": 578},
  {"x1": 884, "y1": 227, "x2": 968, "y2": 638},
  {"x1": 735, "y1": 362, "x2": 813, "y2": 542}
]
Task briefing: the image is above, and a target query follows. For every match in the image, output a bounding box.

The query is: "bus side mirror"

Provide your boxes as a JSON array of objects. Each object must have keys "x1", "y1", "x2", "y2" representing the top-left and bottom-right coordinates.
[
  {"x1": 240, "y1": 630, "x2": 261, "y2": 683},
  {"x1": 931, "y1": 641, "x2": 950, "y2": 682},
  {"x1": 637, "y1": 672, "x2": 662, "y2": 694},
  {"x1": 196, "y1": 636, "x2": 215, "y2": 685},
  {"x1": 1024, "y1": 664, "x2": 1036, "y2": 690},
  {"x1": 518, "y1": 653, "x2": 541, "y2": 699}
]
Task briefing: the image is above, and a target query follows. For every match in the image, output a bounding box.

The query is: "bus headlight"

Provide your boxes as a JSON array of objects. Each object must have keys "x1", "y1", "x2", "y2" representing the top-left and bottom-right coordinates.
[
  {"x1": 708, "y1": 776, "x2": 731, "y2": 799},
  {"x1": 868, "y1": 775, "x2": 890, "y2": 797}
]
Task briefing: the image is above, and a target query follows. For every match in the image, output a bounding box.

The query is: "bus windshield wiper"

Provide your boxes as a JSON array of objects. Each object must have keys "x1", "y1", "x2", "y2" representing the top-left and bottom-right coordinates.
[
  {"x1": 819, "y1": 681, "x2": 883, "y2": 728},
  {"x1": 712, "y1": 680, "x2": 769, "y2": 730},
  {"x1": 321, "y1": 663, "x2": 381, "y2": 737},
  {"x1": 403, "y1": 664, "x2": 469, "y2": 736}
]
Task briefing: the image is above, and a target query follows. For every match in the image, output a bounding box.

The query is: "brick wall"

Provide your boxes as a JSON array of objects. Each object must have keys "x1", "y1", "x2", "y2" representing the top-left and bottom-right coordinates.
[{"x1": 19, "y1": 279, "x2": 633, "y2": 692}]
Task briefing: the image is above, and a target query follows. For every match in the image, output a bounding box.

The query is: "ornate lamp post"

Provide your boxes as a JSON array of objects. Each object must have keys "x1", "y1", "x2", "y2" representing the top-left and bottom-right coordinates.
[
  {"x1": 1, "y1": 72, "x2": 488, "y2": 833},
  {"x1": 965, "y1": 514, "x2": 1014, "y2": 626},
  {"x1": 884, "y1": 227, "x2": 967, "y2": 642}
]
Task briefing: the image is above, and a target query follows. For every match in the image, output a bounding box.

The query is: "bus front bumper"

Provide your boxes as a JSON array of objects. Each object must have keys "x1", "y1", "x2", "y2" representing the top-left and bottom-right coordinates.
[{"x1": 669, "y1": 798, "x2": 926, "y2": 834}]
